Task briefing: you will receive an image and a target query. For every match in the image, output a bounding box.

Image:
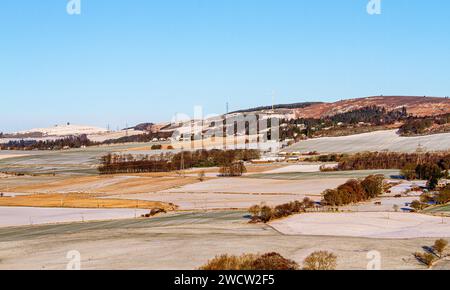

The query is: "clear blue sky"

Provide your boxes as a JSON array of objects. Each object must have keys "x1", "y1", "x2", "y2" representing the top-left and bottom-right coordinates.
[{"x1": 1, "y1": 0, "x2": 449, "y2": 132}]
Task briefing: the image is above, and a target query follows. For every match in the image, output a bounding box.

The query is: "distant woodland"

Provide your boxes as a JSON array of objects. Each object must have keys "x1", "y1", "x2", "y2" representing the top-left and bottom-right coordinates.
[
  {"x1": 98, "y1": 149, "x2": 260, "y2": 175},
  {"x1": 101, "y1": 132, "x2": 173, "y2": 144},
  {"x1": 337, "y1": 152, "x2": 450, "y2": 171},
  {"x1": 335, "y1": 152, "x2": 450, "y2": 190},
  {"x1": 399, "y1": 113, "x2": 450, "y2": 136},
  {"x1": 281, "y1": 107, "x2": 450, "y2": 140},
  {"x1": 281, "y1": 106, "x2": 409, "y2": 140},
  {"x1": 0, "y1": 135, "x2": 98, "y2": 150},
  {"x1": 230, "y1": 102, "x2": 321, "y2": 114}
]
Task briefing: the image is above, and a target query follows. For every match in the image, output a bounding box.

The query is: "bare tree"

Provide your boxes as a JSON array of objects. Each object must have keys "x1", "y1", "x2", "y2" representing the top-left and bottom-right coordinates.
[
  {"x1": 433, "y1": 239, "x2": 449, "y2": 258},
  {"x1": 414, "y1": 239, "x2": 449, "y2": 269},
  {"x1": 248, "y1": 205, "x2": 261, "y2": 217},
  {"x1": 414, "y1": 252, "x2": 437, "y2": 269},
  {"x1": 303, "y1": 251, "x2": 337, "y2": 270}
]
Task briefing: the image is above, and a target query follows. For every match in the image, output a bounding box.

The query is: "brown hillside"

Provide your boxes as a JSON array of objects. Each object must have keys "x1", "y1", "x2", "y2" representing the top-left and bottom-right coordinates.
[{"x1": 294, "y1": 96, "x2": 450, "y2": 118}]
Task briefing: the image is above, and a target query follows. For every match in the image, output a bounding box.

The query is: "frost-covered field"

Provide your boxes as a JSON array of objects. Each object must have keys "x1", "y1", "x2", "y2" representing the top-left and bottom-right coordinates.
[
  {"x1": 249, "y1": 169, "x2": 400, "y2": 180},
  {"x1": 0, "y1": 207, "x2": 148, "y2": 227},
  {"x1": 0, "y1": 210, "x2": 446, "y2": 270},
  {"x1": 87, "y1": 129, "x2": 144, "y2": 142},
  {"x1": 15, "y1": 124, "x2": 108, "y2": 136},
  {"x1": 263, "y1": 164, "x2": 334, "y2": 174},
  {"x1": 107, "y1": 192, "x2": 321, "y2": 210},
  {"x1": 105, "y1": 177, "x2": 348, "y2": 210},
  {"x1": 162, "y1": 177, "x2": 347, "y2": 195},
  {"x1": 271, "y1": 212, "x2": 450, "y2": 239},
  {"x1": 284, "y1": 130, "x2": 450, "y2": 154},
  {"x1": 0, "y1": 143, "x2": 167, "y2": 175}
]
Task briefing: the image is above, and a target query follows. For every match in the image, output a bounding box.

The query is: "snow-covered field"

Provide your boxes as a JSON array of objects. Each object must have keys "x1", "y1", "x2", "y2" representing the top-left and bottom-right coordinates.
[
  {"x1": 15, "y1": 124, "x2": 108, "y2": 137},
  {"x1": 87, "y1": 129, "x2": 144, "y2": 142},
  {"x1": 1, "y1": 128, "x2": 145, "y2": 144},
  {"x1": 284, "y1": 130, "x2": 450, "y2": 153},
  {"x1": 107, "y1": 192, "x2": 320, "y2": 210},
  {"x1": 339, "y1": 196, "x2": 417, "y2": 212},
  {"x1": 162, "y1": 177, "x2": 347, "y2": 195},
  {"x1": 102, "y1": 177, "x2": 347, "y2": 210},
  {"x1": 387, "y1": 180, "x2": 427, "y2": 197},
  {"x1": 263, "y1": 164, "x2": 336, "y2": 174},
  {"x1": 1, "y1": 210, "x2": 442, "y2": 270},
  {"x1": 271, "y1": 212, "x2": 450, "y2": 239},
  {"x1": 0, "y1": 207, "x2": 148, "y2": 227}
]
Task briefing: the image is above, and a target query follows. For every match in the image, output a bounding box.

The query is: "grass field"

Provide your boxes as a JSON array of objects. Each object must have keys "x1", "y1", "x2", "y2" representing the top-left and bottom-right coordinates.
[
  {"x1": 248, "y1": 169, "x2": 400, "y2": 180},
  {"x1": 424, "y1": 204, "x2": 450, "y2": 214}
]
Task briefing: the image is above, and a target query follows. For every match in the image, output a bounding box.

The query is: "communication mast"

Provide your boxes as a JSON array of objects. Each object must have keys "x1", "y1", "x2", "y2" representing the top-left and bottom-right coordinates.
[{"x1": 272, "y1": 90, "x2": 276, "y2": 111}]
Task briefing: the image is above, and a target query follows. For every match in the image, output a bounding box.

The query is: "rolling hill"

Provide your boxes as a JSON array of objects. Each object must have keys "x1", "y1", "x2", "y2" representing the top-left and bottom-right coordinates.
[{"x1": 293, "y1": 96, "x2": 450, "y2": 119}]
